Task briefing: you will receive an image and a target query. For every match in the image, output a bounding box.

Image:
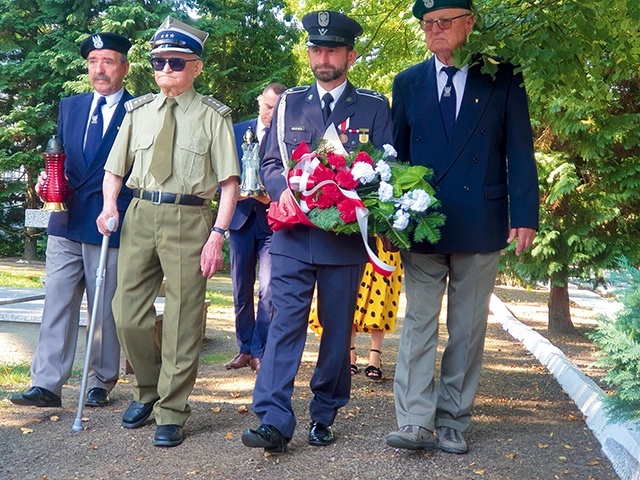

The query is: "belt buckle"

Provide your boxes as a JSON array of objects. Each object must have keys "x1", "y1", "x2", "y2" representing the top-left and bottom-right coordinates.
[{"x1": 152, "y1": 190, "x2": 162, "y2": 205}]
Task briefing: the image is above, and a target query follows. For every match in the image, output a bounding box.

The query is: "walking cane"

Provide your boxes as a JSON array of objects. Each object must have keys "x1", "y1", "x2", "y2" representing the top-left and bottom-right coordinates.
[{"x1": 72, "y1": 217, "x2": 116, "y2": 432}]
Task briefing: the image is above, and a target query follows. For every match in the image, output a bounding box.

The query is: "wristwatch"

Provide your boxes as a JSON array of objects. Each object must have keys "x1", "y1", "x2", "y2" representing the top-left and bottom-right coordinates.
[{"x1": 211, "y1": 226, "x2": 229, "y2": 239}]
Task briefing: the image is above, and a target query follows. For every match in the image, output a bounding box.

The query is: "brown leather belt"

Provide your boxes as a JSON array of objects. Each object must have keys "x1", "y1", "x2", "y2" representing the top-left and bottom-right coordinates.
[{"x1": 132, "y1": 188, "x2": 206, "y2": 206}]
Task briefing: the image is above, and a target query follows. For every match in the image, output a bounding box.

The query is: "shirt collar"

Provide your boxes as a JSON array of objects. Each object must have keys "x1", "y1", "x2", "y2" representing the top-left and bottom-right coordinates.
[
  {"x1": 93, "y1": 88, "x2": 124, "y2": 108},
  {"x1": 316, "y1": 80, "x2": 348, "y2": 105}
]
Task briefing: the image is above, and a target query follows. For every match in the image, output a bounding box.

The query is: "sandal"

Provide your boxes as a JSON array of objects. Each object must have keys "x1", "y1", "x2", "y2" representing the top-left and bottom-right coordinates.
[
  {"x1": 365, "y1": 349, "x2": 383, "y2": 380},
  {"x1": 350, "y1": 346, "x2": 358, "y2": 375}
]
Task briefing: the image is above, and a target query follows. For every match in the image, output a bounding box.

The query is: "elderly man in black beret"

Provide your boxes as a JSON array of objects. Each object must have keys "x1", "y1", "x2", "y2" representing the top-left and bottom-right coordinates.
[
  {"x1": 387, "y1": 0, "x2": 538, "y2": 454},
  {"x1": 11, "y1": 32, "x2": 133, "y2": 409},
  {"x1": 242, "y1": 10, "x2": 393, "y2": 454}
]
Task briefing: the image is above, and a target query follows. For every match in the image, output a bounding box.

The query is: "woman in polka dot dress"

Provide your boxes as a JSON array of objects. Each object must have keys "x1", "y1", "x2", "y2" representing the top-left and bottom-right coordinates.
[{"x1": 309, "y1": 237, "x2": 403, "y2": 380}]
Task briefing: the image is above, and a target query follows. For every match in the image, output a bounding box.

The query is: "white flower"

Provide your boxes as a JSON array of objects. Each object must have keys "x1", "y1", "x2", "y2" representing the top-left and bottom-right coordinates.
[
  {"x1": 351, "y1": 161, "x2": 377, "y2": 185},
  {"x1": 400, "y1": 189, "x2": 431, "y2": 212},
  {"x1": 382, "y1": 144, "x2": 397, "y2": 159},
  {"x1": 375, "y1": 160, "x2": 392, "y2": 182},
  {"x1": 393, "y1": 209, "x2": 410, "y2": 230},
  {"x1": 378, "y1": 181, "x2": 394, "y2": 202}
]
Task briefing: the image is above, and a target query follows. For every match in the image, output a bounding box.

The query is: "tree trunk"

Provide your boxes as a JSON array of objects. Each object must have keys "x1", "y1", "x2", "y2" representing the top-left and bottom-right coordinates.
[
  {"x1": 548, "y1": 283, "x2": 578, "y2": 333},
  {"x1": 23, "y1": 228, "x2": 37, "y2": 261}
]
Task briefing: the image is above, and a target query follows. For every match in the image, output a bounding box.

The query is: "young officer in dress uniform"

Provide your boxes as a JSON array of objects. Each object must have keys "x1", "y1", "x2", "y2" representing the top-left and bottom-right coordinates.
[
  {"x1": 242, "y1": 10, "x2": 393, "y2": 453},
  {"x1": 97, "y1": 16, "x2": 240, "y2": 448}
]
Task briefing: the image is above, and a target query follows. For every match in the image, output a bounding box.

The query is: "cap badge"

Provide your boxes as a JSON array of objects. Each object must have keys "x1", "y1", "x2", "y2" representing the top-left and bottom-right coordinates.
[
  {"x1": 319, "y1": 28, "x2": 328, "y2": 35},
  {"x1": 424, "y1": 0, "x2": 434, "y2": 8},
  {"x1": 318, "y1": 11, "x2": 330, "y2": 27},
  {"x1": 92, "y1": 35, "x2": 104, "y2": 49}
]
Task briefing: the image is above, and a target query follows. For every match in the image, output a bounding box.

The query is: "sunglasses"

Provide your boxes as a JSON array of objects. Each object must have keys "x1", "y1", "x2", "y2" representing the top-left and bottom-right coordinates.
[{"x1": 150, "y1": 57, "x2": 199, "y2": 72}]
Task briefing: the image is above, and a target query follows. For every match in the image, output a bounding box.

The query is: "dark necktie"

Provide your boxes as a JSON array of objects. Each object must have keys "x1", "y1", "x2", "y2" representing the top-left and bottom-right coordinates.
[
  {"x1": 84, "y1": 96, "x2": 106, "y2": 163},
  {"x1": 322, "y1": 92, "x2": 333, "y2": 124},
  {"x1": 440, "y1": 66, "x2": 459, "y2": 142},
  {"x1": 259, "y1": 126, "x2": 269, "y2": 159},
  {"x1": 149, "y1": 97, "x2": 177, "y2": 184}
]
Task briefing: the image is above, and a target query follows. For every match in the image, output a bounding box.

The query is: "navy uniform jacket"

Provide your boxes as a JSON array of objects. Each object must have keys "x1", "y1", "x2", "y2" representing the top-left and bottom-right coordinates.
[
  {"x1": 48, "y1": 90, "x2": 133, "y2": 248},
  {"x1": 261, "y1": 81, "x2": 393, "y2": 265},
  {"x1": 392, "y1": 56, "x2": 539, "y2": 254},
  {"x1": 230, "y1": 118, "x2": 270, "y2": 233}
]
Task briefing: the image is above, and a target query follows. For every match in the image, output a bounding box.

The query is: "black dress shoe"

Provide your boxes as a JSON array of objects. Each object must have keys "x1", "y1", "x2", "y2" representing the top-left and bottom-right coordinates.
[
  {"x1": 10, "y1": 386, "x2": 61, "y2": 407},
  {"x1": 122, "y1": 399, "x2": 158, "y2": 429},
  {"x1": 308, "y1": 421, "x2": 334, "y2": 446},
  {"x1": 85, "y1": 387, "x2": 111, "y2": 407},
  {"x1": 242, "y1": 424, "x2": 289, "y2": 453},
  {"x1": 153, "y1": 424, "x2": 183, "y2": 447}
]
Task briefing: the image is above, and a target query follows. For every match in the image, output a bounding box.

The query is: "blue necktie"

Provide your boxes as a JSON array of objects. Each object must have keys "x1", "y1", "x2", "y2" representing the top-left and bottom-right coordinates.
[
  {"x1": 84, "y1": 96, "x2": 106, "y2": 163},
  {"x1": 322, "y1": 92, "x2": 333, "y2": 125},
  {"x1": 440, "y1": 66, "x2": 458, "y2": 142}
]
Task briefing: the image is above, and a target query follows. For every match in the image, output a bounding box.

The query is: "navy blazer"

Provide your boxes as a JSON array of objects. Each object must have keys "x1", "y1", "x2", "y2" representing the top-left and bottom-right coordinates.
[
  {"x1": 47, "y1": 90, "x2": 133, "y2": 247},
  {"x1": 261, "y1": 81, "x2": 393, "y2": 265},
  {"x1": 230, "y1": 118, "x2": 271, "y2": 233},
  {"x1": 392, "y1": 56, "x2": 539, "y2": 254}
]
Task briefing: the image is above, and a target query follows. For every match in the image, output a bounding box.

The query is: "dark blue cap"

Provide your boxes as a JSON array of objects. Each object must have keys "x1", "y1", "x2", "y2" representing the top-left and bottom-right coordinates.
[
  {"x1": 151, "y1": 16, "x2": 209, "y2": 57},
  {"x1": 80, "y1": 33, "x2": 132, "y2": 59},
  {"x1": 301, "y1": 11, "x2": 363, "y2": 47}
]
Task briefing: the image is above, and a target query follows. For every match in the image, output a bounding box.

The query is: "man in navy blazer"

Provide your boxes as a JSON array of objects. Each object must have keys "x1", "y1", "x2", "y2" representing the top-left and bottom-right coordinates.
[
  {"x1": 10, "y1": 32, "x2": 133, "y2": 409},
  {"x1": 386, "y1": 0, "x2": 539, "y2": 454},
  {"x1": 226, "y1": 83, "x2": 285, "y2": 373},
  {"x1": 242, "y1": 11, "x2": 393, "y2": 453}
]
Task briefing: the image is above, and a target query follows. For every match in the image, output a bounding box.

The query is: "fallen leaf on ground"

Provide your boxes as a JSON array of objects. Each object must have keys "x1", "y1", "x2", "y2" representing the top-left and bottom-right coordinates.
[
  {"x1": 474, "y1": 469, "x2": 486, "y2": 474},
  {"x1": 505, "y1": 452, "x2": 517, "y2": 459},
  {"x1": 538, "y1": 443, "x2": 549, "y2": 449},
  {"x1": 21, "y1": 427, "x2": 33, "y2": 434},
  {"x1": 211, "y1": 407, "x2": 221, "y2": 413},
  {"x1": 237, "y1": 405, "x2": 248, "y2": 413},
  {"x1": 225, "y1": 432, "x2": 233, "y2": 439},
  {"x1": 49, "y1": 415, "x2": 59, "y2": 422}
]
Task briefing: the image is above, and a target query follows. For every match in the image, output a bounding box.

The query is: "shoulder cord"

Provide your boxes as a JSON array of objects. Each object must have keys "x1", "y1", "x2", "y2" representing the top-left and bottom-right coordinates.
[{"x1": 276, "y1": 93, "x2": 289, "y2": 165}]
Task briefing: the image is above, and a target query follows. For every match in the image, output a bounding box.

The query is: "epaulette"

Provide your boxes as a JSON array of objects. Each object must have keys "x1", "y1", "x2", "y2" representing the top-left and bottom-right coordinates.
[
  {"x1": 283, "y1": 86, "x2": 310, "y2": 96},
  {"x1": 125, "y1": 93, "x2": 155, "y2": 112},
  {"x1": 355, "y1": 88, "x2": 385, "y2": 102},
  {"x1": 201, "y1": 96, "x2": 232, "y2": 117}
]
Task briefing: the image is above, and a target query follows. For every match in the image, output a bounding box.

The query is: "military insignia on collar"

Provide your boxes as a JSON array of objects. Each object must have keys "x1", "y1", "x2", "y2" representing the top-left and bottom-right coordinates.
[
  {"x1": 92, "y1": 35, "x2": 104, "y2": 49},
  {"x1": 318, "y1": 11, "x2": 330, "y2": 27},
  {"x1": 424, "y1": 0, "x2": 434, "y2": 8}
]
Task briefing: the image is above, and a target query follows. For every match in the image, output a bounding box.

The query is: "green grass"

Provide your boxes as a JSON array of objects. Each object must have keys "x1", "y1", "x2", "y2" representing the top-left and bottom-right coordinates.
[
  {"x1": 205, "y1": 289, "x2": 234, "y2": 307},
  {"x1": 0, "y1": 272, "x2": 43, "y2": 288},
  {"x1": 0, "y1": 364, "x2": 31, "y2": 398},
  {"x1": 200, "y1": 352, "x2": 231, "y2": 365}
]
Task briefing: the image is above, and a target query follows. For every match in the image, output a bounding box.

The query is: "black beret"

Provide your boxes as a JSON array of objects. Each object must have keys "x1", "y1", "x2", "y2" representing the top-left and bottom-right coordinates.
[
  {"x1": 80, "y1": 32, "x2": 132, "y2": 59},
  {"x1": 413, "y1": 0, "x2": 473, "y2": 19},
  {"x1": 301, "y1": 11, "x2": 363, "y2": 47}
]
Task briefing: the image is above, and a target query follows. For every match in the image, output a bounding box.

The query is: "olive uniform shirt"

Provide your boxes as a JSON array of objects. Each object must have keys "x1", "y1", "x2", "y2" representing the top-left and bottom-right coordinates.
[{"x1": 105, "y1": 87, "x2": 240, "y2": 195}]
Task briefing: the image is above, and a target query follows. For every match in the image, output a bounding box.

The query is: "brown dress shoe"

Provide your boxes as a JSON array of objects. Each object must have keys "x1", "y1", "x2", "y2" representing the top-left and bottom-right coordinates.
[
  {"x1": 225, "y1": 353, "x2": 251, "y2": 369},
  {"x1": 250, "y1": 357, "x2": 262, "y2": 372}
]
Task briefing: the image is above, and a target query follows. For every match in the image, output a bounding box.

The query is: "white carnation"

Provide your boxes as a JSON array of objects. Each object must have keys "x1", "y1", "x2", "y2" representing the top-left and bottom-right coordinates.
[
  {"x1": 351, "y1": 161, "x2": 377, "y2": 185},
  {"x1": 375, "y1": 160, "x2": 392, "y2": 182},
  {"x1": 400, "y1": 189, "x2": 431, "y2": 212},
  {"x1": 393, "y1": 209, "x2": 410, "y2": 230},
  {"x1": 378, "y1": 181, "x2": 394, "y2": 202},
  {"x1": 382, "y1": 144, "x2": 397, "y2": 159}
]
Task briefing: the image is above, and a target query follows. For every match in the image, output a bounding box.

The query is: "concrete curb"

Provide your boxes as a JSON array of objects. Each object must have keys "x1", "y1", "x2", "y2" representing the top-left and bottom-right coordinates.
[{"x1": 490, "y1": 294, "x2": 640, "y2": 480}]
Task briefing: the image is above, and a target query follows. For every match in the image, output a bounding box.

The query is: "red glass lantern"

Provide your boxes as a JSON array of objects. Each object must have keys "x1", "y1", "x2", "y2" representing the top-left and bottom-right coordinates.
[{"x1": 39, "y1": 135, "x2": 71, "y2": 212}]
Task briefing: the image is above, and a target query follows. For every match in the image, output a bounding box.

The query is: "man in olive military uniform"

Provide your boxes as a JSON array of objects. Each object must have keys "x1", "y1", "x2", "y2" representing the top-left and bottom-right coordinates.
[
  {"x1": 242, "y1": 10, "x2": 393, "y2": 453},
  {"x1": 97, "y1": 16, "x2": 239, "y2": 448}
]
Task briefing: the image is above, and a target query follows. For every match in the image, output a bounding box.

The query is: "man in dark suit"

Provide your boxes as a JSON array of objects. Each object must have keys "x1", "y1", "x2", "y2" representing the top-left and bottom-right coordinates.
[
  {"x1": 386, "y1": 0, "x2": 539, "y2": 454},
  {"x1": 226, "y1": 82, "x2": 285, "y2": 373},
  {"x1": 10, "y1": 33, "x2": 133, "y2": 409},
  {"x1": 242, "y1": 11, "x2": 393, "y2": 453}
]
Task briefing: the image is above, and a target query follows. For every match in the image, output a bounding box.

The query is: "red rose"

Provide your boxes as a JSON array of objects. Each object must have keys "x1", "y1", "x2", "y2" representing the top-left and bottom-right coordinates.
[
  {"x1": 327, "y1": 152, "x2": 347, "y2": 169},
  {"x1": 313, "y1": 163, "x2": 335, "y2": 182},
  {"x1": 335, "y1": 170, "x2": 359, "y2": 190},
  {"x1": 292, "y1": 142, "x2": 311, "y2": 162},
  {"x1": 315, "y1": 191, "x2": 335, "y2": 209},
  {"x1": 355, "y1": 151, "x2": 374, "y2": 166},
  {"x1": 337, "y1": 198, "x2": 359, "y2": 223}
]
